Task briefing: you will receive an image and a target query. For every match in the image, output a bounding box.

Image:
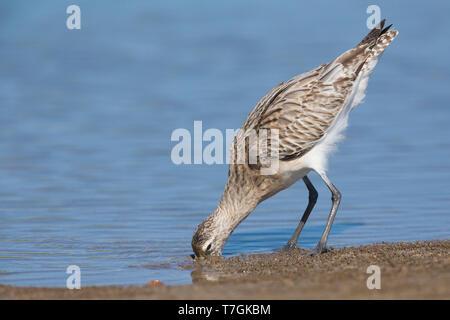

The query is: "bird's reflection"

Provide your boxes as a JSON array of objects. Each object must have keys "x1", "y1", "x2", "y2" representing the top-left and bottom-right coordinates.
[{"x1": 190, "y1": 268, "x2": 224, "y2": 283}]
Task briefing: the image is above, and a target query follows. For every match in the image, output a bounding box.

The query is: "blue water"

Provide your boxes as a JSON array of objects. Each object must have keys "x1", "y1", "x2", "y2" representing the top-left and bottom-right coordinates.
[{"x1": 0, "y1": 1, "x2": 449, "y2": 287}]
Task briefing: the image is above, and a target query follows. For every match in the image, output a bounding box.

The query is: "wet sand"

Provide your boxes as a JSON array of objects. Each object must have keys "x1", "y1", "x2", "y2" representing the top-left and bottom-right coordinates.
[{"x1": 1, "y1": 241, "x2": 448, "y2": 299}]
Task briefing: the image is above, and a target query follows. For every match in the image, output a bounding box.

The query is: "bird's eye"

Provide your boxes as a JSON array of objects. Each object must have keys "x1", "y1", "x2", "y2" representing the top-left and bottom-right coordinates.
[{"x1": 206, "y1": 243, "x2": 212, "y2": 251}]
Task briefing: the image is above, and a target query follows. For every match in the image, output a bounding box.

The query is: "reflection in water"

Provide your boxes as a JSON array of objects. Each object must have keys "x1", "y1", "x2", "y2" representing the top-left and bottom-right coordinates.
[{"x1": 190, "y1": 269, "x2": 223, "y2": 284}]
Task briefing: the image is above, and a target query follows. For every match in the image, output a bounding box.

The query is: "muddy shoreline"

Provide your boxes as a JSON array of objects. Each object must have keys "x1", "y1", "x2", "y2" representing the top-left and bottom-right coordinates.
[{"x1": 1, "y1": 241, "x2": 449, "y2": 299}]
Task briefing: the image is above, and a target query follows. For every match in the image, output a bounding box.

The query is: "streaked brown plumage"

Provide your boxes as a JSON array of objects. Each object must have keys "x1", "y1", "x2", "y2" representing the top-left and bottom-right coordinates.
[{"x1": 192, "y1": 20, "x2": 398, "y2": 258}]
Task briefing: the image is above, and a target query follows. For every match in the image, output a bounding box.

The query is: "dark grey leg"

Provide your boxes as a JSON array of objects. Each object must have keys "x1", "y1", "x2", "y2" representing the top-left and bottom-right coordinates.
[
  {"x1": 284, "y1": 175, "x2": 318, "y2": 250},
  {"x1": 310, "y1": 172, "x2": 341, "y2": 255}
]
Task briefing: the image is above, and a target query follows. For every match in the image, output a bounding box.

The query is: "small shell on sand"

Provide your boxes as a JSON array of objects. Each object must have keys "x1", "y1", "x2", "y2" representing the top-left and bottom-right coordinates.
[{"x1": 147, "y1": 280, "x2": 164, "y2": 286}]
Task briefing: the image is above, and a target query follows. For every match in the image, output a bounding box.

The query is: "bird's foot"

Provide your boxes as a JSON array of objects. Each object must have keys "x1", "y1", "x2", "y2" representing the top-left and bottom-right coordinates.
[
  {"x1": 306, "y1": 244, "x2": 332, "y2": 256},
  {"x1": 281, "y1": 241, "x2": 301, "y2": 252}
]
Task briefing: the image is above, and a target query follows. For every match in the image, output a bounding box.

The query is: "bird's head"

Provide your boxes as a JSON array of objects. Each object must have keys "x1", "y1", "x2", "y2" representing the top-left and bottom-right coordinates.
[
  {"x1": 191, "y1": 184, "x2": 258, "y2": 259},
  {"x1": 191, "y1": 215, "x2": 230, "y2": 259}
]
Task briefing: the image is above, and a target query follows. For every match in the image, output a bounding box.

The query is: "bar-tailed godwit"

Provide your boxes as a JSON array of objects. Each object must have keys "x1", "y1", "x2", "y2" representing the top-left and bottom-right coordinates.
[{"x1": 192, "y1": 19, "x2": 398, "y2": 257}]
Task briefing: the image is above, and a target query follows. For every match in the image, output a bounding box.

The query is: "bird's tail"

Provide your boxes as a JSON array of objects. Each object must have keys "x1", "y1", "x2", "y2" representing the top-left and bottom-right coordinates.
[
  {"x1": 358, "y1": 18, "x2": 392, "y2": 46},
  {"x1": 321, "y1": 19, "x2": 398, "y2": 81},
  {"x1": 357, "y1": 19, "x2": 398, "y2": 74}
]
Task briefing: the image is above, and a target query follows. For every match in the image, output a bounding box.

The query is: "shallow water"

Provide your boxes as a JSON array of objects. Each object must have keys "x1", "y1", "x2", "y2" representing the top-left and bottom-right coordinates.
[{"x1": 0, "y1": 1, "x2": 449, "y2": 287}]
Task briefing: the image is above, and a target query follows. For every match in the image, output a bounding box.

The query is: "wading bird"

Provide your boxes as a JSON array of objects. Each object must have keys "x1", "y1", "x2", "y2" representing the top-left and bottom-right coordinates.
[{"x1": 192, "y1": 20, "x2": 398, "y2": 258}]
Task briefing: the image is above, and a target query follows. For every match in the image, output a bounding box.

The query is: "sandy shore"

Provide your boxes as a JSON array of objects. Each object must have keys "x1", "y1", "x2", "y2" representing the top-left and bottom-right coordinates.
[{"x1": 1, "y1": 240, "x2": 448, "y2": 299}]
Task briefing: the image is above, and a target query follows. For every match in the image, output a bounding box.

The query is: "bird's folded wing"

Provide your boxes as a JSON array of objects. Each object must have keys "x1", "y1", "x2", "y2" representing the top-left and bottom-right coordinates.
[
  {"x1": 235, "y1": 20, "x2": 397, "y2": 166},
  {"x1": 242, "y1": 59, "x2": 357, "y2": 162}
]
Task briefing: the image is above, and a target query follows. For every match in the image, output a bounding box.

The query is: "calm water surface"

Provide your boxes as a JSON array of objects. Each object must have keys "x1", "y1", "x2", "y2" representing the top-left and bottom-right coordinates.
[{"x1": 0, "y1": 1, "x2": 449, "y2": 286}]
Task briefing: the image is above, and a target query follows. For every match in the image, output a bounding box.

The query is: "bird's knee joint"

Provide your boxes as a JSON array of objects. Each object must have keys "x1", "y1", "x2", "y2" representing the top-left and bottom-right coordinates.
[
  {"x1": 331, "y1": 191, "x2": 341, "y2": 202},
  {"x1": 309, "y1": 190, "x2": 318, "y2": 203}
]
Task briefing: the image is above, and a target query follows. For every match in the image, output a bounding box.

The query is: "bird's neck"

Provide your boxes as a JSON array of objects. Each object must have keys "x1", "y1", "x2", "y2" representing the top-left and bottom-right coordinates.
[{"x1": 210, "y1": 182, "x2": 259, "y2": 239}]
